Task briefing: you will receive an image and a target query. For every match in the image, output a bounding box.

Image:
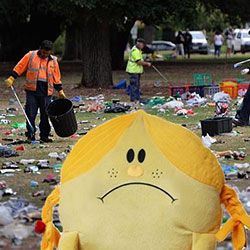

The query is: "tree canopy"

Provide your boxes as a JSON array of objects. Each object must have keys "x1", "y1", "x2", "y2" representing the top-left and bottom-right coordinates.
[{"x1": 0, "y1": 0, "x2": 249, "y2": 86}]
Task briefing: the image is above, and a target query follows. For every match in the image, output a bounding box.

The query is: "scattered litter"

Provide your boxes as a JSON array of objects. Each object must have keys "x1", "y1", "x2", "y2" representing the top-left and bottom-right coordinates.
[
  {"x1": 86, "y1": 94, "x2": 104, "y2": 101},
  {"x1": 165, "y1": 100, "x2": 184, "y2": 109},
  {"x1": 52, "y1": 164, "x2": 62, "y2": 170},
  {"x1": 32, "y1": 190, "x2": 45, "y2": 197},
  {"x1": 2, "y1": 223, "x2": 33, "y2": 242},
  {"x1": 213, "y1": 92, "x2": 231, "y2": 103},
  {"x1": 11, "y1": 122, "x2": 26, "y2": 129},
  {"x1": 104, "y1": 103, "x2": 130, "y2": 113},
  {"x1": 15, "y1": 145, "x2": 25, "y2": 151},
  {"x1": 202, "y1": 134, "x2": 217, "y2": 148},
  {"x1": 186, "y1": 93, "x2": 206, "y2": 107},
  {"x1": 154, "y1": 81, "x2": 162, "y2": 87},
  {"x1": 48, "y1": 152, "x2": 59, "y2": 158},
  {"x1": 234, "y1": 163, "x2": 249, "y2": 169},
  {"x1": 19, "y1": 159, "x2": 36, "y2": 165},
  {"x1": 147, "y1": 96, "x2": 165, "y2": 106},
  {"x1": 0, "y1": 169, "x2": 16, "y2": 174},
  {"x1": 0, "y1": 146, "x2": 19, "y2": 157},
  {"x1": 71, "y1": 96, "x2": 82, "y2": 102},
  {"x1": 0, "y1": 206, "x2": 13, "y2": 225},
  {"x1": 0, "y1": 119, "x2": 11, "y2": 125},
  {"x1": 30, "y1": 181, "x2": 38, "y2": 187},
  {"x1": 79, "y1": 120, "x2": 90, "y2": 124}
]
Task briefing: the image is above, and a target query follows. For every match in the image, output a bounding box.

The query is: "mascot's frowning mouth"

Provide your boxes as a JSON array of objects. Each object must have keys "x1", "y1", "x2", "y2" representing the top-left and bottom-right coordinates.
[{"x1": 97, "y1": 182, "x2": 178, "y2": 204}]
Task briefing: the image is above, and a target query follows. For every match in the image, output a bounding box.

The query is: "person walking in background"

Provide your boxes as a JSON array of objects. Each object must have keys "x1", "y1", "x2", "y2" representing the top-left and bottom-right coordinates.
[
  {"x1": 4, "y1": 40, "x2": 66, "y2": 143},
  {"x1": 184, "y1": 28, "x2": 192, "y2": 59},
  {"x1": 213, "y1": 30, "x2": 224, "y2": 57},
  {"x1": 175, "y1": 31, "x2": 185, "y2": 58},
  {"x1": 224, "y1": 25, "x2": 234, "y2": 58},
  {"x1": 126, "y1": 38, "x2": 151, "y2": 102}
]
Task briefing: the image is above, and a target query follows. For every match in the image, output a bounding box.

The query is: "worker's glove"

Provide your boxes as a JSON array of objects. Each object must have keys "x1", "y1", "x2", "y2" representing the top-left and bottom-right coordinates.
[
  {"x1": 58, "y1": 90, "x2": 66, "y2": 99},
  {"x1": 241, "y1": 68, "x2": 250, "y2": 75},
  {"x1": 5, "y1": 76, "x2": 15, "y2": 88}
]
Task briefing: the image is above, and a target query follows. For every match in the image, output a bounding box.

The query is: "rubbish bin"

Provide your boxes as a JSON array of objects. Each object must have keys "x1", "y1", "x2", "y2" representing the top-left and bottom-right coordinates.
[
  {"x1": 47, "y1": 99, "x2": 77, "y2": 137},
  {"x1": 200, "y1": 117, "x2": 232, "y2": 136}
]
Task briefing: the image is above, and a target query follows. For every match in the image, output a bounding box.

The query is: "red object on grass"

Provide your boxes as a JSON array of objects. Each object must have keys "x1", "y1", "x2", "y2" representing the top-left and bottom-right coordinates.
[
  {"x1": 35, "y1": 220, "x2": 46, "y2": 234},
  {"x1": 16, "y1": 145, "x2": 25, "y2": 151},
  {"x1": 187, "y1": 109, "x2": 194, "y2": 115},
  {"x1": 46, "y1": 174, "x2": 53, "y2": 180}
]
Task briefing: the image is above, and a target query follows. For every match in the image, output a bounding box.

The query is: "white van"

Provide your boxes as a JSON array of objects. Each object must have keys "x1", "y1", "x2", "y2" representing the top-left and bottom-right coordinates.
[{"x1": 232, "y1": 29, "x2": 250, "y2": 53}]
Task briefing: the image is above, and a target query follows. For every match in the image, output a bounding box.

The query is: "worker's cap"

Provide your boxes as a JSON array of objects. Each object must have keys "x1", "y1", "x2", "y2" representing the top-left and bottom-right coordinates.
[{"x1": 137, "y1": 38, "x2": 146, "y2": 44}]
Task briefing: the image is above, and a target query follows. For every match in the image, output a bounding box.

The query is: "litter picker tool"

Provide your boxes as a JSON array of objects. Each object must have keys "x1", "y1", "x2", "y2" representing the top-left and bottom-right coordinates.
[
  {"x1": 152, "y1": 65, "x2": 169, "y2": 84},
  {"x1": 233, "y1": 58, "x2": 250, "y2": 68},
  {"x1": 10, "y1": 85, "x2": 34, "y2": 136}
]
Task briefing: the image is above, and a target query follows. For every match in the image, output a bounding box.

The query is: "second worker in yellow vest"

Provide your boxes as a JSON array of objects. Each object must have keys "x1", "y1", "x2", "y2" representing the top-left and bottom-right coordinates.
[{"x1": 126, "y1": 38, "x2": 151, "y2": 102}]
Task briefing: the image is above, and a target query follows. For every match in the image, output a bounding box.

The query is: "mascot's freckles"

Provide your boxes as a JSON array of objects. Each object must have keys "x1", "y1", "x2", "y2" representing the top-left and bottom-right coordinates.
[{"x1": 39, "y1": 110, "x2": 250, "y2": 250}]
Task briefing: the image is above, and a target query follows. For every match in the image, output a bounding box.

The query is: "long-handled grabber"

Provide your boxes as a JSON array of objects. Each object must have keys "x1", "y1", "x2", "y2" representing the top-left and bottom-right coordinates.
[
  {"x1": 10, "y1": 85, "x2": 35, "y2": 137},
  {"x1": 152, "y1": 65, "x2": 169, "y2": 84},
  {"x1": 233, "y1": 58, "x2": 250, "y2": 68}
]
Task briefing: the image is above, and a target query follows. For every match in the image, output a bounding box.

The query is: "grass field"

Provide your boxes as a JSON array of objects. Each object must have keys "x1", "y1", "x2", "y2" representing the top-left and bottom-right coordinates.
[{"x1": 0, "y1": 56, "x2": 249, "y2": 249}]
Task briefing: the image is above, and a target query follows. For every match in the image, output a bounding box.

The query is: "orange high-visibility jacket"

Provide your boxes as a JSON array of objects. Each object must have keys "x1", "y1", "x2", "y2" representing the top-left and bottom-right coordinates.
[{"x1": 13, "y1": 50, "x2": 61, "y2": 95}]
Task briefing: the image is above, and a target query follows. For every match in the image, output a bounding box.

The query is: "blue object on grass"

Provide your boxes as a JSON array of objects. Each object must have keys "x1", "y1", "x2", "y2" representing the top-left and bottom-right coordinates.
[
  {"x1": 113, "y1": 79, "x2": 127, "y2": 89},
  {"x1": 221, "y1": 164, "x2": 238, "y2": 174},
  {"x1": 71, "y1": 96, "x2": 82, "y2": 102}
]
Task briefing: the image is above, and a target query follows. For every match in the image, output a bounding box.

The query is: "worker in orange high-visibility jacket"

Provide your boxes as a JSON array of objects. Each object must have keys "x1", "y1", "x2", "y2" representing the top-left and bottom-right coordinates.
[{"x1": 4, "y1": 40, "x2": 66, "y2": 143}]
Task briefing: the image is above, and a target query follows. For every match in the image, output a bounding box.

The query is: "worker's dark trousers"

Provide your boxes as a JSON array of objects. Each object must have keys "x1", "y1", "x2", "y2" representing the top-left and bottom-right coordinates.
[
  {"x1": 25, "y1": 92, "x2": 52, "y2": 139},
  {"x1": 236, "y1": 84, "x2": 250, "y2": 125},
  {"x1": 129, "y1": 73, "x2": 141, "y2": 102},
  {"x1": 184, "y1": 44, "x2": 191, "y2": 58}
]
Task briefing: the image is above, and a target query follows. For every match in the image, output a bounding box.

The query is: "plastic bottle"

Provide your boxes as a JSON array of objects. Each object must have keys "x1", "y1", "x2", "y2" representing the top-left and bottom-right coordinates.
[{"x1": 30, "y1": 181, "x2": 38, "y2": 187}]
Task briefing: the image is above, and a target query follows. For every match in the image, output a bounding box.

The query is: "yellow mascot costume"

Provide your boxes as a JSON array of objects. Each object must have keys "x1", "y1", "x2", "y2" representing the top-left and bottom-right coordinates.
[{"x1": 39, "y1": 110, "x2": 250, "y2": 250}]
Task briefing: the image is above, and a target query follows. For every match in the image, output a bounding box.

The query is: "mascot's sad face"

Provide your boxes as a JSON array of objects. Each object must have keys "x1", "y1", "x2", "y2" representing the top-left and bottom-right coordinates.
[{"x1": 59, "y1": 112, "x2": 223, "y2": 250}]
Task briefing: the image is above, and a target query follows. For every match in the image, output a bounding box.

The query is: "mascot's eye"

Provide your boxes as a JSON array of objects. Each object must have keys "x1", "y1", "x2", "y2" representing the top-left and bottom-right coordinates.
[
  {"x1": 127, "y1": 149, "x2": 135, "y2": 163},
  {"x1": 138, "y1": 149, "x2": 146, "y2": 163}
]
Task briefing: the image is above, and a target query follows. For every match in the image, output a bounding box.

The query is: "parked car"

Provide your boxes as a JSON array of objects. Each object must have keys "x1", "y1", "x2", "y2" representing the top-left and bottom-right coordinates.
[
  {"x1": 189, "y1": 31, "x2": 208, "y2": 54},
  {"x1": 151, "y1": 40, "x2": 176, "y2": 51},
  {"x1": 143, "y1": 41, "x2": 176, "y2": 61},
  {"x1": 232, "y1": 29, "x2": 250, "y2": 54}
]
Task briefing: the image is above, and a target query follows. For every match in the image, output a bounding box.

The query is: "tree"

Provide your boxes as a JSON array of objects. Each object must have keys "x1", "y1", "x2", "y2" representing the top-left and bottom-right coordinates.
[
  {"x1": 51, "y1": 0, "x2": 191, "y2": 88},
  {"x1": 64, "y1": 22, "x2": 82, "y2": 61},
  {"x1": 0, "y1": 0, "x2": 64, "y2": 61},
  {"x1": 110, "y1": 22, "x2": 135, "y2": 70},
  {"x1": 201, "y1": 0, "x2": 250, "y2": 25}
]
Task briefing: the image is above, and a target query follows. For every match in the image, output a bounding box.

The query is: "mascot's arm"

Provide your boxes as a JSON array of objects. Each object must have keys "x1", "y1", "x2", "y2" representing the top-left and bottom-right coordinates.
[
  {"x1": 58, "y1": 231, "x2": 79, "y2": 250},
  {"x1": 192, "y1": 232, "x2": 216, "y2": 250}
]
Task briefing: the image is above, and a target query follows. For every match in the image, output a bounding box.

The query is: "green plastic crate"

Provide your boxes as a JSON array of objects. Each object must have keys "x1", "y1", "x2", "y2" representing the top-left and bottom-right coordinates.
[{"x1": 193, "y1": 73, "x2": 212, "y2": 86}]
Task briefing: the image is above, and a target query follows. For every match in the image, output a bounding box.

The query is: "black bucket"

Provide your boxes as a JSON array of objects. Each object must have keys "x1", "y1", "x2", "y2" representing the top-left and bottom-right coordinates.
[{"x1": 47, "y1": 99, "x2": 77, "y2": 137}]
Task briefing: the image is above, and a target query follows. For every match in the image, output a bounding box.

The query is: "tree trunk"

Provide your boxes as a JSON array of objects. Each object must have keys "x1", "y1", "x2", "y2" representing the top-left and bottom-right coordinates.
[
  {"x1": 64, "y1": 23, "x2": 82, "y2": 60},
  {"x1": 110, "y1": 22, "x2": 134, "y2": 70},
  {"x1": 81, "y1": 17, "x2": 112, "y2": 88},
  {"x1": 144, "y1": 25, "x2": 155, "y2": 44}
]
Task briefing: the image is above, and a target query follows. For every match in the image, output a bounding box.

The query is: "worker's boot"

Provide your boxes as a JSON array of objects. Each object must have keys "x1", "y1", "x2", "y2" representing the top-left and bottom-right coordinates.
[{"x1": 40, "y1": 137, "x2": 53, "y2": 143}]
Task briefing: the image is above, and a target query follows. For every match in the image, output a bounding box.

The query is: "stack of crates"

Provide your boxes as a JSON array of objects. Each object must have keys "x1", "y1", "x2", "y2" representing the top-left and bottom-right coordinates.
[
  {"x1": 203, "y1": 85, "x2": 220, "y2": 97},
  {"x1": 192, "y1": 73, "x2": 212, "y2": 86},
  {"x1": 219, "y1": 82, "x2": 238, "y2": 98},
  {"x1": 186, "y1": 85, "x2": 206, "y2": 97},
  {"x1": 168, "y1": 86, "x2": 188, "y2": 96}
]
